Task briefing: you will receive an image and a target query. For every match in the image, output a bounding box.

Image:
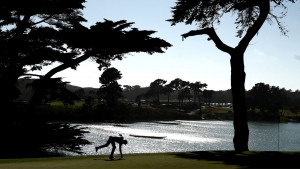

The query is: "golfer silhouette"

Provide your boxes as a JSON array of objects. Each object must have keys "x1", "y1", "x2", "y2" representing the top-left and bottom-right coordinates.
[{"x1": 95, "y1": 134, "x2": 128, "y2": 160}]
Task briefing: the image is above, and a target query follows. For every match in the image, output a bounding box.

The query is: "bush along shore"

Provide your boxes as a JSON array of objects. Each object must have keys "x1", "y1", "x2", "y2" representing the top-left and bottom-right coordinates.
[{"x1": 28, "y1": 101, "x2": 300, "y2": 123}]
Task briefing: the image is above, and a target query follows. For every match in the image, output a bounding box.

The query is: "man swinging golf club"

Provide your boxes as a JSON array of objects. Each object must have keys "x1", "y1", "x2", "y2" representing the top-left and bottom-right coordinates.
[{"x1": 95, "y1": 134, "x2": 128, "y2": 160}]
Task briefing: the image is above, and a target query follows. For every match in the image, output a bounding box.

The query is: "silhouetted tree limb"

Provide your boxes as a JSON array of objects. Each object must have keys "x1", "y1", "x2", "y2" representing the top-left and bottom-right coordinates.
[
  {"x1": 237, "y1": 1, "x2": 270, "y2": 52},
  {"x1": 43, "y1": 53, "x2": 90, "y2": 79},
  {"x1": 182, "y1": 28, "x2": 234, "y2": 54}
]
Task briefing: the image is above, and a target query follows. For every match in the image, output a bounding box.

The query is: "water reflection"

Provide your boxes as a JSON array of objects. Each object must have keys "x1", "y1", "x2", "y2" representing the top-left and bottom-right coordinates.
[{"x1": 72, "y1": 120, "x2": 300, "y2": 156}]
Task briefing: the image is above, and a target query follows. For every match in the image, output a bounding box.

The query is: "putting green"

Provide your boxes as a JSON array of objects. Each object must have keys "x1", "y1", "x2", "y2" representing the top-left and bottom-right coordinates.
[{"x1": 0, "y1": 151, "x2": 299, "y2": 169}]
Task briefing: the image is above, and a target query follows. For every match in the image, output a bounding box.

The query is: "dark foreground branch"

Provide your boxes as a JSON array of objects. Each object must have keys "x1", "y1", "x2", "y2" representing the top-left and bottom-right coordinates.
[{"x1": 182, "y1": 28, "x2": 234, "y2": 54}]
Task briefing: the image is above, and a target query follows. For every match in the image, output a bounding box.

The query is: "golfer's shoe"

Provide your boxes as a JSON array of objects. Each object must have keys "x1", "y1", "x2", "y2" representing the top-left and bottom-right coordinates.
[{"x1": 109, "y1": 156, "x2": 115, "y2": 160}]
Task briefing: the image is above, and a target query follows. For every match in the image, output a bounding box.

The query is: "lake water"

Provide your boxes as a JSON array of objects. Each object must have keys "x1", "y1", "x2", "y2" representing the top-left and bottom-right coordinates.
[{"x1": 71, "y1": 120, "x2": 300, "y2": 156}]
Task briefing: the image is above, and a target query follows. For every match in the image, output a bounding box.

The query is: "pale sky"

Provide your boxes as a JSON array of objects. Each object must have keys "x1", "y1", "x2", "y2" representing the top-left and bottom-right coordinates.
[{"x1": 34, "y1": 0, "x2": 300, "y2": 91}]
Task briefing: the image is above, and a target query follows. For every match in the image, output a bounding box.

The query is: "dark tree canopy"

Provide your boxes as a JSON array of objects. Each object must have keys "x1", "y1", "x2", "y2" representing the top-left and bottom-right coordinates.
[
  {"x1": 169, "y1": 78, "x2": 190, "y2": 104},
  {"x1": 169, "y1": 0, "x2": 296, "y2": 38},
  {"x1": 247, "y1": 82, "x2": 288, "y2": 113},
  {"x1": 0, "y1": 0, "x2": 86, "y2": 73},
  {"x1": 1, "y1": 0, "x2": 172, "y2": 107},
  {"x1": 169, "y1": 78, "x2": 185, "y2": 91},
  {"x1": 58, "y1": 19, "x2": 172, "y2": 72},
  {"x1": 28, "y1": 19, "x2": 171, "y2": 105},
  {"x1": 149, "y1": 79, "x2": 167, "y2": 103},
  {"x1": 99, "y1": 67, "x2": 122, "y2": 85},
  {"x1": 190, "y1": 81, "x2": 207, "y2": 109},
  {"x1": 98, "y1": 67, "x2": 123, "y2": 109},
  {"x1": 0, "y1": 0, "x2": 88, "y2": 109},
  {"x1": 190, "y1": 82, "x2": 207, "y2": 97},
  {"x1": 0, "y1": 0, "x2": 172, "y2": 157}
]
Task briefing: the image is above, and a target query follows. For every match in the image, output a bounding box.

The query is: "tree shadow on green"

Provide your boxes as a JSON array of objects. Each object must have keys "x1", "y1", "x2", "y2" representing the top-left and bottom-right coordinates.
[{"x1": 175, "y1": 151, "x2": 300, "y2": 168}]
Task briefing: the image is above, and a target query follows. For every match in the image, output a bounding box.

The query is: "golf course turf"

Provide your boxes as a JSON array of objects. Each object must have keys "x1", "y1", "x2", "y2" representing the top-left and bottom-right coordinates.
[{"x1": 0, "y1": 151, "x2": 300, "y2": 169}]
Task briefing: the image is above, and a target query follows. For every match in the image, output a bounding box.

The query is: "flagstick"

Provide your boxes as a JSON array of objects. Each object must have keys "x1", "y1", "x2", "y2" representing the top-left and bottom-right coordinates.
[{"x1": 278, "y1": 116, "x2": 280, "y2": 151}]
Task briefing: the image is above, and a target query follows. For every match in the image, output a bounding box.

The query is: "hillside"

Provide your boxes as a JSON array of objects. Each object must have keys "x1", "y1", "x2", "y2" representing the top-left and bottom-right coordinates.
[{"x1": 16, "y1": 78, "x2": 96, "y2": 101}]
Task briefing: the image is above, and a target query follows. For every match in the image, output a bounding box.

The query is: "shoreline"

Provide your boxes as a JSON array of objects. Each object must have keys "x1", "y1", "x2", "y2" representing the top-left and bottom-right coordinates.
[{"x1": 50, "y1": 115, "x2": 300, "y2": 125}]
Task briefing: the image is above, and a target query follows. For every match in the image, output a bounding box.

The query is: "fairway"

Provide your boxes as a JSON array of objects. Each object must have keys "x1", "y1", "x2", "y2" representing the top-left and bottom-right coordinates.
[
  {"x1": 1, "y1": 151, "x2": 300, "y2": 169},
  {"x1": 0, "y1": 153, "x2": 238, "y2": 169}
]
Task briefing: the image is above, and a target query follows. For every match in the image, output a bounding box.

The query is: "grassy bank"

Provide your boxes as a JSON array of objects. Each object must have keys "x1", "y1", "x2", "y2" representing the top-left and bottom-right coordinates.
[
  {"x1": 1, "y1": 151, "x2": 300, "y2": 169},
  {"x1": 35, "y1": 101, "x2": 203, "y2": 123},
  {"x1": 20, "y1": 100, "x2": 300, "y2": 123}
]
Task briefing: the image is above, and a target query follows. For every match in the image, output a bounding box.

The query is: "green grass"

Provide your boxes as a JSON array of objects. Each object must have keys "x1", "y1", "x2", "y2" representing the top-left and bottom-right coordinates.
[
  {"x1": 49, "y1": 101, "x2": 85, "y2": 107},
  {"x1": 1, "y1": 151, "x2": 300, "y2": 169}
]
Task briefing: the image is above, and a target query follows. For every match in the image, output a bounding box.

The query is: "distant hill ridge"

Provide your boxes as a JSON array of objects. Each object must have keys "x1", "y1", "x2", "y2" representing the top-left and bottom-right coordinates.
[
  {"x1": 16, "y1": 78, "x2": 97, "y2": 101},
  {"x1": 16, "y1": 78, "x2": 232, "y2": 103}
]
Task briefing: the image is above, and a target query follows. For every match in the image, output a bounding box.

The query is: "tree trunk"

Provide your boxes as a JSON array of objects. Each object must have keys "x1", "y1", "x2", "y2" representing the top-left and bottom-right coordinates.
[
  {"x1": 0, "y1": 75, "x2": 18, "y2": 122},
  {"x1": 198, "y1": 95, "x2": 202, "y2": 113},
  {"x1": 230, "y1": 52, "x2": 249, "y2": 152},
  {"x1": 157, "y1": 90, "x2": 160, "y2": 104},
  {"x1": 177, "y1": 90, "x2": 180, "y2": 107}
]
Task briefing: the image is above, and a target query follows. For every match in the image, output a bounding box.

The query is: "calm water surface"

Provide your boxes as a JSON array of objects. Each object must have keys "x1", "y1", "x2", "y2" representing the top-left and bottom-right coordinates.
[{"x1": 72, "y1": 120, "x2": 300, "y2": 155}]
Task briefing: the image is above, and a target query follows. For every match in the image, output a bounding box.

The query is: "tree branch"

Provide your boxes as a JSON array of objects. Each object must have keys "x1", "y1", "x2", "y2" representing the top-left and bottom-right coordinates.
[
  {"x1": 21, "y1": 74, "x2": 43, "y2": 78},
  {"x1": 43, "y1": 52, "x2": 91, "y2": 79},
  {"x1": 31, "y1": 15, "x2": 53, "y2": 26},
  {"x1": 268, "y1": 12, "x2": 288, "y2": 36},
  {"x1": 182, "y1": 28, "x2": 234, "y2": 54},
  {"x1": 237, "y1": 0, "x2": 270, "y2": 52}
]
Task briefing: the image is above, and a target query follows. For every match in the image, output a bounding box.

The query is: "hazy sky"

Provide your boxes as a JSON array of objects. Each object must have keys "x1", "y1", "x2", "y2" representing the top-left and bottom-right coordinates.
[{"x1": 35, "y1": 0, "x2": 300, "y2": 91}]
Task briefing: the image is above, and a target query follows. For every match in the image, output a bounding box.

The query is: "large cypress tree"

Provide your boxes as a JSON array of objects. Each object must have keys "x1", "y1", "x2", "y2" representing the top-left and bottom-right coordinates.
[
  {"x1": 169, "y1": 0, "x2": 296, "y2": 152},
  {"x1": 0, "y1": 0, "x2": 171, "y2": 157}
]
